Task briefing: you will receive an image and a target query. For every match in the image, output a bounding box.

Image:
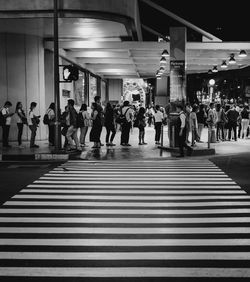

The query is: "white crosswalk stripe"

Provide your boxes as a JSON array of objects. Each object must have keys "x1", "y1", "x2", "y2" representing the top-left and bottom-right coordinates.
[{"x1": 0, "y1": 159, "x2": 250, "y2": 281}]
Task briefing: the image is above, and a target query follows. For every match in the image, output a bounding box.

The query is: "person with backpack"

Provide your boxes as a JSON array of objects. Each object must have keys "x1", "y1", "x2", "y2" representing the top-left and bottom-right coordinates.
[
  {"x1": 153, "y1": 105, "x2": 164, "y2": 145},
  {"x1": 206, "y1": 102, "x2": 218, "y2": 143},
  {"x1": 226, "y1": 104, "x2": 240, "y2": 141},
  {"x1": 45, "y1": 102, "x2": 56, "y2": 146},
  {"x1": 120, "y1": 100, "x2": 133, "y2": 146},
  {"x1": 0, "y1": 101, "x2": 14, "y2": 148},
  {"x1": 176, "y1": 104, "x2": 193, "y2": 157},
  {"x1": 28, "y1": 102, "x2": 40, "y2": 148},
  {"x1": 79, "y1": 103, "x2": 90, "y2": 147},
  {"x1": 15, "y1": 101, "x2": 27, "y2": 148},
  {"x1": 89, "y1": 102, "x2": 103, "y2": 149},
  {"x1": 104, "y1": 102, "x2": 116, "y2": 146},
  {"x1": 65, "y1": 99, "x2": 81, "y2": 151}
]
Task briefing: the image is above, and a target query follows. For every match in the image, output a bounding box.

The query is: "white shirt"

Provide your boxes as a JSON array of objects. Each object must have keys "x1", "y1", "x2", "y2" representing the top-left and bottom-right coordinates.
[
  {"x1": 122, "y1": 106, "x2": 133, "y2": 122},
  {"x1": 1, "y1": 108, "x2": 11, "y2": 125},
  {"x1": 154, "y1": 110, "x2": 164, "y2": 123},
  {"x1": 28, "y1": 110, "x2": 34, "y2": 126},
  {"x1": 180, "y1": 111, "x2": 186, "y2": 129}
]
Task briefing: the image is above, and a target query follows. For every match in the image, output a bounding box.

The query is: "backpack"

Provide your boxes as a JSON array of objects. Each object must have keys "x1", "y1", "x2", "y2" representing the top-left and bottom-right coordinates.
[
  {"x1": 43, "y1": 113, "x2": 50, "y2": 125},
  {"x1": 116, "y1": 108, "x2": 130, "y2": 124},
  {"x1": 76, "y1": 111, "x2": 85, "y2": 128}
]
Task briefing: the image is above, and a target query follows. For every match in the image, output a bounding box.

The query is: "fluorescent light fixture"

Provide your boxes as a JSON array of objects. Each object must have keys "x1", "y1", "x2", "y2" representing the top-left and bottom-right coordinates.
[
  {"x1": 160, "y1": 57, "x2": 167, "y2": 64},
  {"x1": 221, "y1": 60, "x2": 228, "y2": 68},
  {"x1": 212, "y1": 66, "x2": 218, "y2": 73},
  {"x1": 239, "y1": 50, "x2": 247, "y2": 57},
  {"x1": 228, "y1": 54, "x2": 236, "y2": 64},
  {"x1": 161, "y1": 49, "x2": 169, "y2": 57}
]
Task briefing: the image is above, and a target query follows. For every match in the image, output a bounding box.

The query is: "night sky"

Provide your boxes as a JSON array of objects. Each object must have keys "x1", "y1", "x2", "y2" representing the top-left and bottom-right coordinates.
[{"x1": 139, "y1": 0, "x2": 249, "y2": 42}]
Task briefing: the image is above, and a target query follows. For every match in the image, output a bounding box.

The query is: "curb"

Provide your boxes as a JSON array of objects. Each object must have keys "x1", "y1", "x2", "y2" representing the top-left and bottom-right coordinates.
[
  {"x1": 159, "y1": 146, "x2": 216, "y2": 156},
  {"x1": 0, "y1": 153, "x2": 69, "y2": 161}
]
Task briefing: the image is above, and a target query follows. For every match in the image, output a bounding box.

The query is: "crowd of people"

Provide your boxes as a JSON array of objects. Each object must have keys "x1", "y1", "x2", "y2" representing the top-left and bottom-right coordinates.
[{"x1": 1, "y1": 96, "x2": 249, "y2": 156}]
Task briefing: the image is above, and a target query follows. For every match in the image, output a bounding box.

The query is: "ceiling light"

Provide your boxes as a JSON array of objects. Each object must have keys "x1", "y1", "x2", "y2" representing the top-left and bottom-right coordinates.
[
  {"x1": 228, "y1": 54, "x2": 236, "y2": 64},
  {"x1": 156, "y1": 70, "x2": 161, "y2": 77},
  {"x1": 161, "y1": 49, "x2": 169, "y2": 57},
  {"x1": 159, "y1": 66, "x2": 165, "y2": 73},
  {"x1": 221, "y1": 60, "x2": 228, "y2": 68},
  {"x1": 239, "y1": 50, "x2": 247, "y2": 57},
  {"x1": 160, "y1": 57, "x2": 167, "y2": 64},
  {"x1": 212, "y1": 66, "x2": 218, "y2": 73},
  {"x1": 208, "y1": 69, "x2": 213, "y2": 74}
]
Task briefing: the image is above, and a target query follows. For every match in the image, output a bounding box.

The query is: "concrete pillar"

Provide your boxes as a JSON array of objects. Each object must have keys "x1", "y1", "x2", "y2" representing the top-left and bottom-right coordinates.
[
  {"x1": 0, "y1": 33, "x2": 46, "y2": 142},
  {"x1": 155, "y1": 76, "x2": 169, "y2": 107},
  {"x1": 107, "y1": 79, "x2": 123, "y2": 105}
]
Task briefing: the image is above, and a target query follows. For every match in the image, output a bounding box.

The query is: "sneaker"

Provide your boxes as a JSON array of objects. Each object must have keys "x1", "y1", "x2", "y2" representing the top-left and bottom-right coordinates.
[
  {"x1": 142, "y1": 142, "x2": 147, "y2": 145},
  {"x1": 110, "y1": 143, "x2": 116, "y2": 146},
  {"x1": 138, "y1": 142, "x2": 143, "y2": 145},
  {"x1": 125, "y1": 143, "x2": 131, "y2": 146}
]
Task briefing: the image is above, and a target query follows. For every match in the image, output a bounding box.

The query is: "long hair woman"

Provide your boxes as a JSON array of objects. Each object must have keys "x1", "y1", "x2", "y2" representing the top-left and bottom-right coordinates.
[{"x1": 15, "y1": 101, "x2": 27, "y2": 148}]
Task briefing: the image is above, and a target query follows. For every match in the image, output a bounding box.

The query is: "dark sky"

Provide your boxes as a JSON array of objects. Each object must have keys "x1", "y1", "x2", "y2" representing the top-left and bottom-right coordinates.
[{"x1": 139, "y1": 0, "x2": 249, "y2": 42}]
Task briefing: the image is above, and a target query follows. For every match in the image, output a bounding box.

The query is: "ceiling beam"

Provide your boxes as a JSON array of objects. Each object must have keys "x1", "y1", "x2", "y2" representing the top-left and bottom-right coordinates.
[{"x1": 140, "y1": 0, "x2": 221, "y2": 42}]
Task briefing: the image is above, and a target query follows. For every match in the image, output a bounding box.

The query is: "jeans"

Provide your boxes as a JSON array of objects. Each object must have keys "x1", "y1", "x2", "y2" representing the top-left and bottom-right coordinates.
[
  {"x1": 121, "y1": 122, "x2": 131, "y2": 144},
  {"x1": 80, "y1": 126, "x2": 88, "y2": 144},
  {"x1": 17, "y1": 123, "x2": 24, "y2": 145},
  {"x1": 228, "y1": 122, "x2": 237, "y2": 141},
  {"x1": 2, "y1": 125, "x2": 10, "y2": 146},
  {"x1": 48, "y1": 124, "x2": 55, "y2": 145},
  {"x1": 66, "y1": 125, "x2": 80, "y2": 148},
  {"x1": 105, "y1": 125, "x2": 116, "y2": 143},
  {"x1": 216, "y1": 122, "x2": 225, "y2": 140},
  {"x1": 241, "y1": 119, "x2": 249, "y2": 138},
  {"x1": 29, "y1": 124, "x2": 37, "y2": 147},
  {"x1": 155, "y1": 122, "x2": 162, "y2": 142}
]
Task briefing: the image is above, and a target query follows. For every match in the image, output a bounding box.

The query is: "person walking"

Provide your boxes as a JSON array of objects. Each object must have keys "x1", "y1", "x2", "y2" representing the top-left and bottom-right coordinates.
[
  {"x1": 137, "y1": 106, "x2": 147, "y2": 145},
  {"x1": 120, "y1": 100, "x2": 133, "y2": 146},
  {"x1": 46, "y1": 102, "x2": 56, "y2": 146},
  {"x1": 104, "y1": 102, "x2": 116, "y2": 146},
  {"x1": 79, "y1": 103, "x2": 90, "y2": 147},
  {"x1": 89, "y1": 102, "x2": 103, "y2": 148},
  {"x1": 0, "y1": 101, "x2": 14, "y2": 148},
  {"x1": 65, "y1": 99, "x2": 81, "y2": 151},
  {"x1": 240, "y1": 105, "x2": 249, "y2": 139},
  {"x1": 176, "y1": 104, "x2": 193, "y2": 157},
  {"x1": 28, "y1": 102, "x2": 40, "y2": 148},
  {"x1": 154, "y1": 105, "x2": 164, "y2": 145},
  {"x1": 15, "y1": 102, "x2": 27, "y2": 148}
]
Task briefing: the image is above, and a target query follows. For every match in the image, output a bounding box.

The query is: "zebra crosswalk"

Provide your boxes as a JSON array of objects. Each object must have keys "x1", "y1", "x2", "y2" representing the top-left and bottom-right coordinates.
[{"x1": 0, "y1": 159, "x2": 250, "y2": 281}]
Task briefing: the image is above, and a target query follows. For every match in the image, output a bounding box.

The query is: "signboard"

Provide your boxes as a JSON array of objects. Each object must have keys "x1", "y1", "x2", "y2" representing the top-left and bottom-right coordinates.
[
  {"x1": 62, "y1": 89, "x2": 70, "y2": 98},
  {"x1": 170, "y1": 27, "x2": 187, "y2": 105}
]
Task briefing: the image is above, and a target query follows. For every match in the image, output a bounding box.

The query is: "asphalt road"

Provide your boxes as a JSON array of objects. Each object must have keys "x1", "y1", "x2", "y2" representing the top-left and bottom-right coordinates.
[{"x1": 0, "y1": 155, "x2": 250, "y2": 205}]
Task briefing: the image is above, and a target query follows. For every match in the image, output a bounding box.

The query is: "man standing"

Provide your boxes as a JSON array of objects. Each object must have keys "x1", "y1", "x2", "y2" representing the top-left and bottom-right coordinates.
[
  {"x1": 226, "y1": 104, "x2": 240, "y2": 141},
  {"x1": 120, "y1": 100, "x2": 133, "y2": 146},
  {"x1": 1, "y1": 101, "x2": 14, "y2": 148},
  {"x1": 66, "y1": 99, "x2": 81, "y2": 151},
  {"x1": 94, "y1": 95, "x2": 104, "y2": 146},
  {"x1": 176, "y1": 104, "x2": 193, "y2": 157}
]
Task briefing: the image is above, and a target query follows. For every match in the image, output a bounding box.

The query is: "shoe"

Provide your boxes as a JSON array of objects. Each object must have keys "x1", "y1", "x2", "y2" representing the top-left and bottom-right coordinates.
[
  {"x1": 138, "y1": 142, "x2": 143, "y2": 145},
  {"x1": 121, "y1": 143, "x2": 126, "y2": 146},
  {"x1": 30, "y1": 144, "x2": 39, "y2": 148},
  {"x1": 125, "y1": 144, "x2": 131, "y2": 146},
  {"x1": 100, "y1": 143, "x2": 104, "y2": 146},
  {"x1": 110, "y1": 143, "x2": 116, "y2": 146},
  {"x1": 142, "y1": 142, "x2": 147, "y2": 145},
  {"x1": 106, "y1": 143, "x2": 111, "y2": 146}
]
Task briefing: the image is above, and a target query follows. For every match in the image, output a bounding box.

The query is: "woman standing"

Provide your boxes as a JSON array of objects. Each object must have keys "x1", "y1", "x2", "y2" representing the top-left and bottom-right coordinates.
[
  {"x1": 137, "y1": 106, "x2": 147, "y2": 145},
  {"x1": 46, "y1": 102, "x2": 56, "y2": 146},
  {"x1": 89, "y1": 102, "x2": 102, "y2": 148},
  {"x1": 196, "y1": 104, "x2": 207, "y2": 142},
  {"x1": 79, "y1": 103, "x2": 90, "y2": 147},
  {"x1": 28, "y1": 102, "x2": 40, "y2": 148},
  {"x1": 154, "y1": 105, "x2": 164, "y2": 145},
  {"x1": 15, "y1": 102, "x2": 27, "y2": 148},
  {"x1": 240, "y1": 105, "x2": 250, "y2": 139},
  {"x1": 104, "y1": 102, "x2": 116, "y2": 146}
]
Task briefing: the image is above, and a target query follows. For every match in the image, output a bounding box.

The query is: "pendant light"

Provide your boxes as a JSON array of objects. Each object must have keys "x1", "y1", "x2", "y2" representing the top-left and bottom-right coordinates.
[
  {"x1": 160, "y1": 57, "x2": 167, "y2": 64},
  {"x1": 228, "y1": 54, "x2": 236, "y2": 64},
  {"x1": 212, "y1": 66, "x2": 218, "y2": 73},
  {"x1": 239, "y1": 50, "x2": 247, "y2": 57},
  {"x1": 161, "y1": 49, "x2": 169, "y2": 57},
  {"x1": 221, "y1": 60, "x2": 228, "y2": 68}
]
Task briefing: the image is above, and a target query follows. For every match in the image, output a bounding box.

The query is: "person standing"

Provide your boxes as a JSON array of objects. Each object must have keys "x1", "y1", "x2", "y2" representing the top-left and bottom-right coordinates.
[
  {"x1": 240, "y1": 105, "x2": 249, "y2": 139},
  {"x1": 196, "y1": 104, "x2": 207, "y2": 142},
  {"x1": 104, "y1": 102, "x2": 116, "y2": 146},
  {"x1": 215, "y1": 103, "x2": 227, "y2": 141},
  {"x1": 190, "y1": 104, "x2": 200, "y2": 145},
  {"x1": 1, "y1": 101, "x2": 14, "y2": 148},
  {"x1": 206, "y1": 102, "x2": 218, "y2": 143},
  {"x1": 226, "y1": 104, "x2": 240, "y2": 141},
  {"x1": 154, "y1": 105, "x2": 164, "y2": 145},
  {"x1": 176, "y1": 104, "x2": 193, "y2": 157},
  {"x1": 137, "y1": 106, "x2": 147, "y2": 145},
  {"x1": 94, "y1": 95, "x2": 104, "y2": 146},
  {"x1": 120, "y1": 100, "x2": 133, "y2": 146},
  {"x1": 79, "y1": 103, "x2": 90, "y2": 147},
  {"x1": 28, "y1": 102, "x2": 40, "y2": 148},
  {"x1": 90, "y1": 102, "x2": 103, "y2": 148},
  {"x1": 46, "y1": 102, "x2": 56, "y2": 146},
  {"x1": 15, "y1": 102, "x2": 27, "y2": 148},
  {"x1": 66, "y1": 99, "x2": 81, "y2": 151}
]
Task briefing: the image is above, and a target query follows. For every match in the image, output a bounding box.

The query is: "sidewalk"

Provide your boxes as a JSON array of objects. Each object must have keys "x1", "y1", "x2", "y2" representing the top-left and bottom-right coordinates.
[{"x1": 1, "y1": 126, "x2": 250, "y2": 161}]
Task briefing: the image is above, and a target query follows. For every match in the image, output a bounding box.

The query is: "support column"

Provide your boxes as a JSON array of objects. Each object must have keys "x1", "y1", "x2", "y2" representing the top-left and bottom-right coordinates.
[{"x1": 169, "y1": 27, "x2": 187, "y2": 147}]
